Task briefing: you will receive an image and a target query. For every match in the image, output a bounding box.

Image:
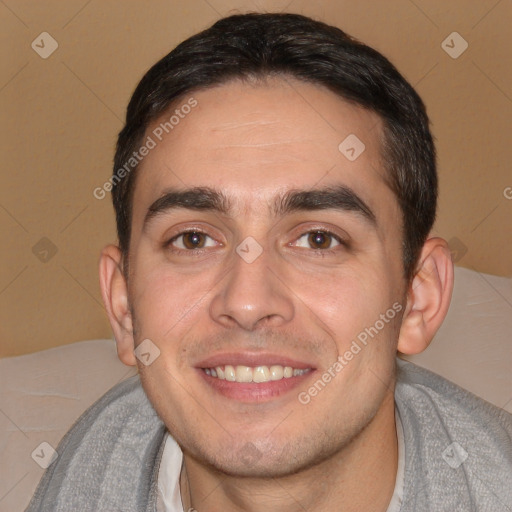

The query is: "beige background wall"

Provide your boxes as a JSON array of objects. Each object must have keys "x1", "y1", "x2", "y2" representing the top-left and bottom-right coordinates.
[{"x1": 1, "y1": 0, "x2": 511, "y2": 357}]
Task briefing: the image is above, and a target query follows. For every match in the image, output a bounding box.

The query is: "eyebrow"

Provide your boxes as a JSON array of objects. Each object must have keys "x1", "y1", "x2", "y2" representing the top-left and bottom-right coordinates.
[{"x1": 143, "y1": 184, "x2": 377, "y2": 230}]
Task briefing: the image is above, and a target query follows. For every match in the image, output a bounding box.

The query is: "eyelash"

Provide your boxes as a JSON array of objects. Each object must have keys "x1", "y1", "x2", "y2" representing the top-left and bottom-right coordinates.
[
  {"x1": 165, "y1": 229, "x2": 214, "y2": 255},
  {"x1": 164, "y1": 228, "x2": 347, "y2": 256}
]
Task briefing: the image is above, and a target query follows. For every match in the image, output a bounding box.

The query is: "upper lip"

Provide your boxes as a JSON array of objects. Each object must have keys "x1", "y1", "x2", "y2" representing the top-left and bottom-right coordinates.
[{"x1": 195, "y1": 352, "x2": 316, "y2": 370}]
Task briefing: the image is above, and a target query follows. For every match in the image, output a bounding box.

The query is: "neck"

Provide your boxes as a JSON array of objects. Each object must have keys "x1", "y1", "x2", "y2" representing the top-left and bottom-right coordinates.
[{"x1": 180, "y1": 392, "x2": 398, "y2": 512}]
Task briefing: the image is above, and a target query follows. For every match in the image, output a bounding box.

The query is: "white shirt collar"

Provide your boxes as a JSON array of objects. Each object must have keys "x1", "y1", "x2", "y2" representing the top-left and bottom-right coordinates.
[
  {"x1": 156, "y1": 434, "x2": 184, "y2": 512},
  {"x1": 385, "y1": 406, "x2": 405, "y2": 512}
]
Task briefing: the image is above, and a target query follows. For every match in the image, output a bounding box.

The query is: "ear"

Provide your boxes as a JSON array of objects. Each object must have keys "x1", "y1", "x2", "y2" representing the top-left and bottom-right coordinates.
[
  {"x1": 99, "y1": 244, "x2": 136, "y2": 366},
  {"x1": 397, "y1": 237, "x2": 454, "y2": 355}
]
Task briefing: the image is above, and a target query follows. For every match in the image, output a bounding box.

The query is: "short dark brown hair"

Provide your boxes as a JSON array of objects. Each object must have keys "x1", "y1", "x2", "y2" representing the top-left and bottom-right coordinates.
[{"x1": 112, "y1": 12, "x2": 437, "y2": 283}]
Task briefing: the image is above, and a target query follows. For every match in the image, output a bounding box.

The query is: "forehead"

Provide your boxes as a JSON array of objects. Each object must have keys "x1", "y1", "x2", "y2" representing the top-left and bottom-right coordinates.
[{"x1": 132, "y1": 77, "x2": 394, "y2": 223}]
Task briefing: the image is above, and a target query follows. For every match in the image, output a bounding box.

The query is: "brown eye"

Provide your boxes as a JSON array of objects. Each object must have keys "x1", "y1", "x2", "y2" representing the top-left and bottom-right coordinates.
[
  {"x1": 294, "y1": 230, "x2": 341, "y2": 250},
  {"x1": 182, "y1": 232, "x2": 206, "y2": 249},
  {"x1": 169, "y1": 231, "x2": 216, "y2": 251},
  {"x1": 307, "y1": 231, "x2": 333, "y2": 249}
]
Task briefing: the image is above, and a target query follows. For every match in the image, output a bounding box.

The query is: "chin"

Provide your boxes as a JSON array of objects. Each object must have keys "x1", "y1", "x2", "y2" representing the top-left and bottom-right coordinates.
[
  {"x1": 205, "y1": 456, "x2": 307, "y2": 479},
  {"x1": 187, "y1": 435, "x2": 347, "y2": 480}
]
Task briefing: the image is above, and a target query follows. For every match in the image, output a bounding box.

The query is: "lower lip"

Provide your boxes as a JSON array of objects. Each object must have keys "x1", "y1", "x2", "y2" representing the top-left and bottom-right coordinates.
[{"x1": 197, "y1": 369, "x2": 315, "y2": 403}]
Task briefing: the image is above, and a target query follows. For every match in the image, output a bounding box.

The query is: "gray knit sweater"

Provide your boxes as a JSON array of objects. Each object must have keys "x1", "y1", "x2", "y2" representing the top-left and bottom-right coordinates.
[{"x1": 26, "y1": 359, "x2": 512, "y2": 511}]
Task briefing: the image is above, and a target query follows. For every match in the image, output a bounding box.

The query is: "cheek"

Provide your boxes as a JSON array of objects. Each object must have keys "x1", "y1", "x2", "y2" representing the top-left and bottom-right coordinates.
[
  {"x1": 299, "y1": 263, "x2": 398, "y2": 348},
  {"x1": 128, "y1": 263, "x2": 203, "y2": 344},
  {"x1": 138, "y1": 360, "x2": 208, "y2": 445},
  {"x1": 128, "y1": 260, "x2": 231, "y2": 376}
]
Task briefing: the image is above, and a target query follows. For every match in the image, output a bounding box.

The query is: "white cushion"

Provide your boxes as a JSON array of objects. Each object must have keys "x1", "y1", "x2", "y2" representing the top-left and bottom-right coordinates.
[
  {"x1": 404, "y1": 266, "x2": 512, "y2": 413},
  {"x1": 0, "y1": 339, "x2": 136, "y2": 511}
]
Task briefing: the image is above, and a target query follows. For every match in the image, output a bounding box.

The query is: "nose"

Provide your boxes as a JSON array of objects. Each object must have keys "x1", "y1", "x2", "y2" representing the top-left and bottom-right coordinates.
[{"x1": 209, "y1": 244, "x2": 295, "y2": 331}]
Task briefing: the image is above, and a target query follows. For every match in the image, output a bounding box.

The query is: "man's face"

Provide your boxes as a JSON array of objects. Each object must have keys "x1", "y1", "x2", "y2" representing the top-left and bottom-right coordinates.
[{"x1": 126, "y1": 77, "x2": 406, "y2": 477}]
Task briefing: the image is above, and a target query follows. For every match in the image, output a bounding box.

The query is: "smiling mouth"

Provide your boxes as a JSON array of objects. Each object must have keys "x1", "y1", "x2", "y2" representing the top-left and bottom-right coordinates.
[{"x1": 202, "y1": 364, "x2": 312, "y2": 383}]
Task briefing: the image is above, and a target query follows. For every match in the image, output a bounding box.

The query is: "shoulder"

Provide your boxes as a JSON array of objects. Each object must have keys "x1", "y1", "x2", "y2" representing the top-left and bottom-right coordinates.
[
  {"x1": 396, "y1": 358, "x2": 511, "y2": 421},
  {"x1": 395, "y1": 359, "x2": 512, "y2": 510},
  {"x1": 396, "y1": 358, "x2": 512, "y2": 434},
  {"x1": 27, "y1": 375, "x2": 167, "y2": 512}
]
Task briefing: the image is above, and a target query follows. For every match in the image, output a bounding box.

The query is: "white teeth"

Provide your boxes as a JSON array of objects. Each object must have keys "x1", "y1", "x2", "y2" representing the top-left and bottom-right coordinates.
[
  {"x1": 235, "y1": 366, "x2": 253, "y2": 383},
  {"x1": 225, "y1": 365, "x2": 236, "y2": 381},
  {"x1": 270, "y1": 365, "x2": 284, "y2": 380},
  {"x1": 253, "y1": 366, "x2": 270, "y2": 383},
  {"x1": 203, "y1": 364, "x2": 310, "y2": 383}
]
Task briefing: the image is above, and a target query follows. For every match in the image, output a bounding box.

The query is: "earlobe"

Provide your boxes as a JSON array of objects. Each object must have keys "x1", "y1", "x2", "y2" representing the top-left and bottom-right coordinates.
[
  {"x1": 397, "y1": 237, "x2": 454, "y2": 355},
  {"x1": 98, "y1": 245, "x2": 137, "y2": 366}
]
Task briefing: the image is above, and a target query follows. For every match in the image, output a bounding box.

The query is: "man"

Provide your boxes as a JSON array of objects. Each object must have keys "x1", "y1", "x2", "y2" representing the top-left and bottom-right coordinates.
[{"x1": 27, "y1": 12, "x2": 512, "y2": 512}]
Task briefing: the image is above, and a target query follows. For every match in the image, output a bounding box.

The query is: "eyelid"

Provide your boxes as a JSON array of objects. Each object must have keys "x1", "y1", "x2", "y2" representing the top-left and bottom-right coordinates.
[
  {"x1": 165, "y1": 228, "x2": 220, "y2": 253},
  {"x1": 290, "y1": 229, "x2": 347, "y2": 251},
  {"x1": 291, "y1": 221, "x2": 348, "y2": 240},
  {"x1": 299, "y1": 231, "x2": 342, "y2": 244},
  {"x1": 164, "y1": 226, "x2": 348, "y2": 255}
]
